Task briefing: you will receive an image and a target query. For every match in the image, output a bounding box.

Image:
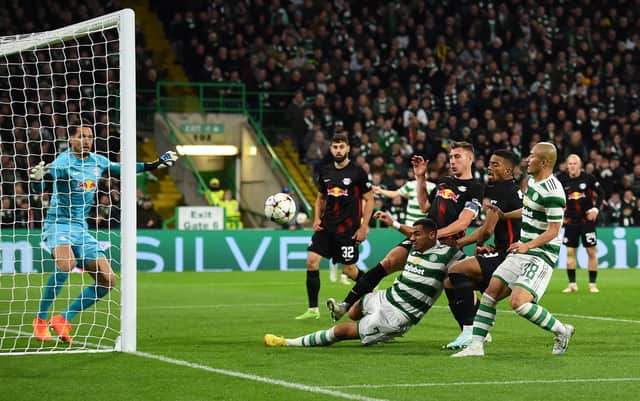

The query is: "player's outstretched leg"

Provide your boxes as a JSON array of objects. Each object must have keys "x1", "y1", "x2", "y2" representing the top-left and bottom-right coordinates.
[{"x1": 265, "y1": 327, "x2": 339, "y2": 347}]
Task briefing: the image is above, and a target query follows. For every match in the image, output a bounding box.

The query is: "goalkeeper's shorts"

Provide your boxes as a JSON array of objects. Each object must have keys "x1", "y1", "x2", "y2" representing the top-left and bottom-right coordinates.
[{"x1": 43, "y1": 222, "x2": 105, "y2": 267}]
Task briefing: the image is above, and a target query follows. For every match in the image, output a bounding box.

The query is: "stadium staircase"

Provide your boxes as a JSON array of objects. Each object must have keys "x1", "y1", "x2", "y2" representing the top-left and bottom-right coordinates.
[
  {"x1": 272, "y1": 138, "x2": 317, "y2": 208},
  {"x1": 122, "y1": 0, "x2": 197, "y2": 106},
  {"x1": 138, "y1": 139, "x2": 184, "y2": 220}
]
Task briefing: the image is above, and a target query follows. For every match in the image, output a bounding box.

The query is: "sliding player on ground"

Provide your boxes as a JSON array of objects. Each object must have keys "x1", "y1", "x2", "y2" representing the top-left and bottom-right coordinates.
[{"x1": 265, "y1": 219, "x2": 442, "y2": 347}]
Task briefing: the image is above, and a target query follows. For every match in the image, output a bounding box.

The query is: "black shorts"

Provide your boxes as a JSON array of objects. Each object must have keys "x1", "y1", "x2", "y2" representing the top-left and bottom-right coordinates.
[
  {"x1": 563, "y1": 222, "x2": 597, "y2": 248},
  {"x1": 475, "y1": 251, "x2": 508, "y2": 292},
  {"x1": 308, "y1": 230, "x2": 359, "y2": 264}
]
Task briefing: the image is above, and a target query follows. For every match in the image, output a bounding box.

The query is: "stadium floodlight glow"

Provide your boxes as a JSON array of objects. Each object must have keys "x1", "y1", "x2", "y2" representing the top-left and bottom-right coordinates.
[{"x1": 176, "y1": 145, "x2": 239, "y2": 156}]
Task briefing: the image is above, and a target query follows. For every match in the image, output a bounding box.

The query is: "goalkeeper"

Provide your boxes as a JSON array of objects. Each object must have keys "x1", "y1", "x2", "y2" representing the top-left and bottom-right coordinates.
[{"x1": 31, "y1": 121, "x2": 178, "y2": 343}]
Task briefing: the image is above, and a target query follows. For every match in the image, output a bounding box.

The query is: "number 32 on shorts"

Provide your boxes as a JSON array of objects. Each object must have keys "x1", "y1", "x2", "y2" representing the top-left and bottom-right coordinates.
[{"x1": 341, "y1": 246, "x2": 355, "y2": 259}]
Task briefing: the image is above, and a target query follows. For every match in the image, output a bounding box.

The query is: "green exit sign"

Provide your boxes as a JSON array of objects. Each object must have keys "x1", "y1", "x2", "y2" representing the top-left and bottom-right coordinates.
[{"x1": 181, "y1": 124, "x2": 224, "y2": 134}]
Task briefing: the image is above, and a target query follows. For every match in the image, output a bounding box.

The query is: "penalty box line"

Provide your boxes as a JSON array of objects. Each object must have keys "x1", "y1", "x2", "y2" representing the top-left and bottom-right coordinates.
[
  {"x1": 325, "y1": 377, "x2": 640, "y2": 389},
  {"x1": 132, "y1": 351, "x2": 391, "y2": 401}
]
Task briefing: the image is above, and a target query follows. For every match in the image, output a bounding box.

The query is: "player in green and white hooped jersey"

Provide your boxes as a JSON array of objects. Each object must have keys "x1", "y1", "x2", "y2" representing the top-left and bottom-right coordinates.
[
  {"x1": 264, "y1": 218, "x2": 447, "y2": 347},
  {"x1": 453, "y1": 142, "x2": 575, "y2": 357},
  {"x1": 373, "y1": 179, "x2": 436, "y2": 226}
]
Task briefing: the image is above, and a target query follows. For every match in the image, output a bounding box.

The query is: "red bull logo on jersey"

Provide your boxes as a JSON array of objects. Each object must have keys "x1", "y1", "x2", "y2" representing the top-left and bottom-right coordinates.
[
  {"x1": 567, "y1": 191, "x2": 586, "y2": 200},
  {"x1": 78, "y1": 179, "x2": 97, "y2": 192},
  {"x1": 436, "y1": 188, "x2": 459, "y2": 202},
  {"x1": 327, "y1": 186, "x2": 349, "y2": 197}
]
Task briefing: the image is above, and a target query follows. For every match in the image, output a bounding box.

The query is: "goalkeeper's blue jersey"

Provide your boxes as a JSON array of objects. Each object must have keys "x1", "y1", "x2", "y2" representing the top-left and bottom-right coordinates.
[{"x1": 42, "y1": 150, "x2": 144, "y2": 226}]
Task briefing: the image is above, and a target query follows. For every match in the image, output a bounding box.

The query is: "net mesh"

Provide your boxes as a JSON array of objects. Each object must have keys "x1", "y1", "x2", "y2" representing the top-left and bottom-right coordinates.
[{"x1": 0, "y1": 16, "x2": 126, "y2": 354}]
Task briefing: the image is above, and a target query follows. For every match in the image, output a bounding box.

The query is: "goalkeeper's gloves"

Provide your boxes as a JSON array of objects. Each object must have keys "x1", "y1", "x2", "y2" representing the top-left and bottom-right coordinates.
[
  {"x1": 145, "y1": 150, "x2": 178, "y2": 170},
  {"x1": 29, "y1": 161, "x2": 50, "y2": 180}
]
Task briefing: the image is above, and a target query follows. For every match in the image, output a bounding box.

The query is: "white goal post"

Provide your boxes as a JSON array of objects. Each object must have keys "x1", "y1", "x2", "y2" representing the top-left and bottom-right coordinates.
[{"x1": 0, "y1": 9, "x2": 136, "y2": 354}]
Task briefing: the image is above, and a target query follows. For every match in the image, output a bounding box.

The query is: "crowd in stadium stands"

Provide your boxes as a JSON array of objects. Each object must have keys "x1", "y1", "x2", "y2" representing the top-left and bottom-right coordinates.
[
  {"x1": 155, "y1": 0, "x2": 640, "y2": 227},
  {"x1": 0, "y1": 0, "x2": 166, "y2": 230},
  {"x1": 2, "y1": 1, "x2": 640, "y2": 229}
]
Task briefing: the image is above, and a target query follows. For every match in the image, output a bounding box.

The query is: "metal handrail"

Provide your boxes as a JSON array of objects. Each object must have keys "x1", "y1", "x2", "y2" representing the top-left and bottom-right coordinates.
[{"x1": 154, "y1": 81, "x2": 312, "y2": 216}]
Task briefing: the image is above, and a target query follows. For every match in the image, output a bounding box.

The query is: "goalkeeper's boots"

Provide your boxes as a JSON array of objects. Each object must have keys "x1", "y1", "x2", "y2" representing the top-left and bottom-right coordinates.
[
  {"x1": 562, "y1": 283, "x2": 578, "y2": 293},
  {"x1": 32, "y1": 317, "x2": 53, "y2": 342},
  {"x1": 49, "y1": 314, "x2": 73, "y2": 343},
  {"x1": 264, "y1": 334, "x2": 287, "y2": 347},
  {"x1": 295, "y1": 309, "x2": 320, "y2": 320},
  {"x1": 326, "y1": 298, "x2": 347, "y2": 322},
  {"x1": 588, "y1": 283, "x2": 600, "y2": 293}
]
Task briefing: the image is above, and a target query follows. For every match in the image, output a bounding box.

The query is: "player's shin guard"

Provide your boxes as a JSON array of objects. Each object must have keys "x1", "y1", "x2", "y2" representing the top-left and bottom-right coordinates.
[
  {"x1": 343, "y1": 263, "x2": 387, "y2": 307},
  {"x1": 514, "y1": 302, "x2": 566, "y2": 335},
  {"x1": 61, "y1": 284, "x2": 109, "y2": 322},
  {"x1": 286, "y1": 327, "x2": 337, "y2": 346},
  {"x1": 448, "y1": 273, "x2": 476, "y2": 326},
  {"x1": 472, "y1": 294, "x2": 496, "y2": 344},
  {"x1": 37, "y1": 269, "x2": 69, "y2": 320},
  {"x1": 306, "y1": 270, "x2": 320, "y2": 308}
]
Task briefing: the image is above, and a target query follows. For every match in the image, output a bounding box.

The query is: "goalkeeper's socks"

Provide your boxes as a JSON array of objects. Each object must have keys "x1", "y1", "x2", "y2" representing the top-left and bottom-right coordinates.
[
  {"x1": 286, "y1": 327, "x2": 337, "y2": 346},
  {"x1": 306, "y1": 270, "x2": 320, "y2": 308},
  {"x1": 514, "y1": 302, "x2": 565, "y2": 334},
  {"x1": 343, "y1": 263, "x2": 387, "y2": 306},
  {"x1": 37, "y1": 269, "x2": 69, "y2": 320},
  {"x1": 61, "y1": 285, "x2": 109, "y2": 321}
]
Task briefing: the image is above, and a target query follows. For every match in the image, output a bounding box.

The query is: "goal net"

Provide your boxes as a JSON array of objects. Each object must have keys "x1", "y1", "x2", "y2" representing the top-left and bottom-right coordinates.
[{"x1": 0, "y1": 10, "x2": 136, "y2": 355}]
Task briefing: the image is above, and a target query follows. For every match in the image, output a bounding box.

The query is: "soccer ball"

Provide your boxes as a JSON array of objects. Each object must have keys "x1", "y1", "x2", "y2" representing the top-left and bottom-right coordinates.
[{"x1": 264, "y1": 193, "x2": 297, "y2": 224}]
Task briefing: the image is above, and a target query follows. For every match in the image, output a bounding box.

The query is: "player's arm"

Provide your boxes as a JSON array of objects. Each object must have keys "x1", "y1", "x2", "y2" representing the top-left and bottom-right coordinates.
[
  {"x1": 587, "y1": 175, "x2": 605, "y2": 221},
  {"x1": 456, "y1": 207, "x2": 500, "y2": 247},
  {"x1": 374, "y1": 210, "x2": 413, "y2": 237},
  {"x1": 485, "y1": 203, "x2": 522, "y2": 220},
  {"x1": 312, "y1": 192, "x2": 326, "y2": 231},
  {"x1": 105, "y1": 150, "x2": 179, "y2": 176},
  {"x1": 509, "y1": 221, "x2": 562, "y2": 253},
  {"x1": 353, "y1": 186, "x2": 374, "y2": 242},
  {"x1": 373, "y1": 186, "x2": 404, "y2": 199},
  {"x1": 412, "y1": 156, "x2": 431, "y2": 212},
  {"x1": 436, "y1": 208, "x2": 476, "y2": 239},
  {"x1": 29, "y1": 161, "x2": 58, "y2": 193}
]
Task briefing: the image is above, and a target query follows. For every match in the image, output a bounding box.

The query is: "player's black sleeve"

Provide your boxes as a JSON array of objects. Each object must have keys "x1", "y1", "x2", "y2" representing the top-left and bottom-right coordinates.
[
  {"x1": 317, "y1": 165, "x2": 328, "y2": 194},
  {"x1": 588, "y1": 174, "x2": 605, "y2": 209},
  {"x1": 356, "y1": 166, "x2": 372, "y2": 194},
  {"x1": 464, "y1": 182, "x2": 484, "y2": 217}
]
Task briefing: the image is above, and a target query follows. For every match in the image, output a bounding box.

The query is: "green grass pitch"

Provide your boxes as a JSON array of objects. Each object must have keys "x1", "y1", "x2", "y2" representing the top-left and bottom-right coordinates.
[{"x1": 1, "y1": 269, "x2": 639, "y2": 401}]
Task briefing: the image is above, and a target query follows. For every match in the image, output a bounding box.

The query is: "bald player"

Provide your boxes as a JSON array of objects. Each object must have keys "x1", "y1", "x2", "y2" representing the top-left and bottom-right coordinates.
[
  {"x1": 557, "y1": 154, "x2": 604, "y2": 293},
  {"x1": 453, "y1": 142, "x2": 575, "y2": 357}
]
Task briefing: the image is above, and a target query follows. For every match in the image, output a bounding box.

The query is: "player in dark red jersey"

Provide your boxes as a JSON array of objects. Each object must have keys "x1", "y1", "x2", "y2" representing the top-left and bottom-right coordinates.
[
  {"x1": 558, "y1": 154, "x2": 604, "y2": 293},
  {"x1": 327, "y1": 141, "x2": 484, "y2": 323},
  {"x1": 296, "y1": 133, "x2": 374, "y2": 320},
  {"x1": 442, "y1": 149, "x2": 523, "y2": 349}
]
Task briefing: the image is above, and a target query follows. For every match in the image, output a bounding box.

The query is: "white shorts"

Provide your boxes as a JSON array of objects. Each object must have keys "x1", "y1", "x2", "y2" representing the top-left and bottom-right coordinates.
[
  {"x1": 357, "y1": 290, "x2": 412, "y2": 346},
  {"x1": 492, "y1": 253, "x2": 553, "y2": 301}
]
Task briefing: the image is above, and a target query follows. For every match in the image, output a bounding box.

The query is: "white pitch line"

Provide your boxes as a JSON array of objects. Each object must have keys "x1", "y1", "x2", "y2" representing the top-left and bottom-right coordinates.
[
  {"x1": 431, "y1": 305, "x2": 640, "y2": 324},
  {"x1": 324, "y1": 377, "x2": 640, "y2": 389},
  {"x1": 133, "y1": 351, "x2": 390, "y2": 401},
  {"x1": 141, "y1": 303, "x2": 640, "y2": 324}
]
